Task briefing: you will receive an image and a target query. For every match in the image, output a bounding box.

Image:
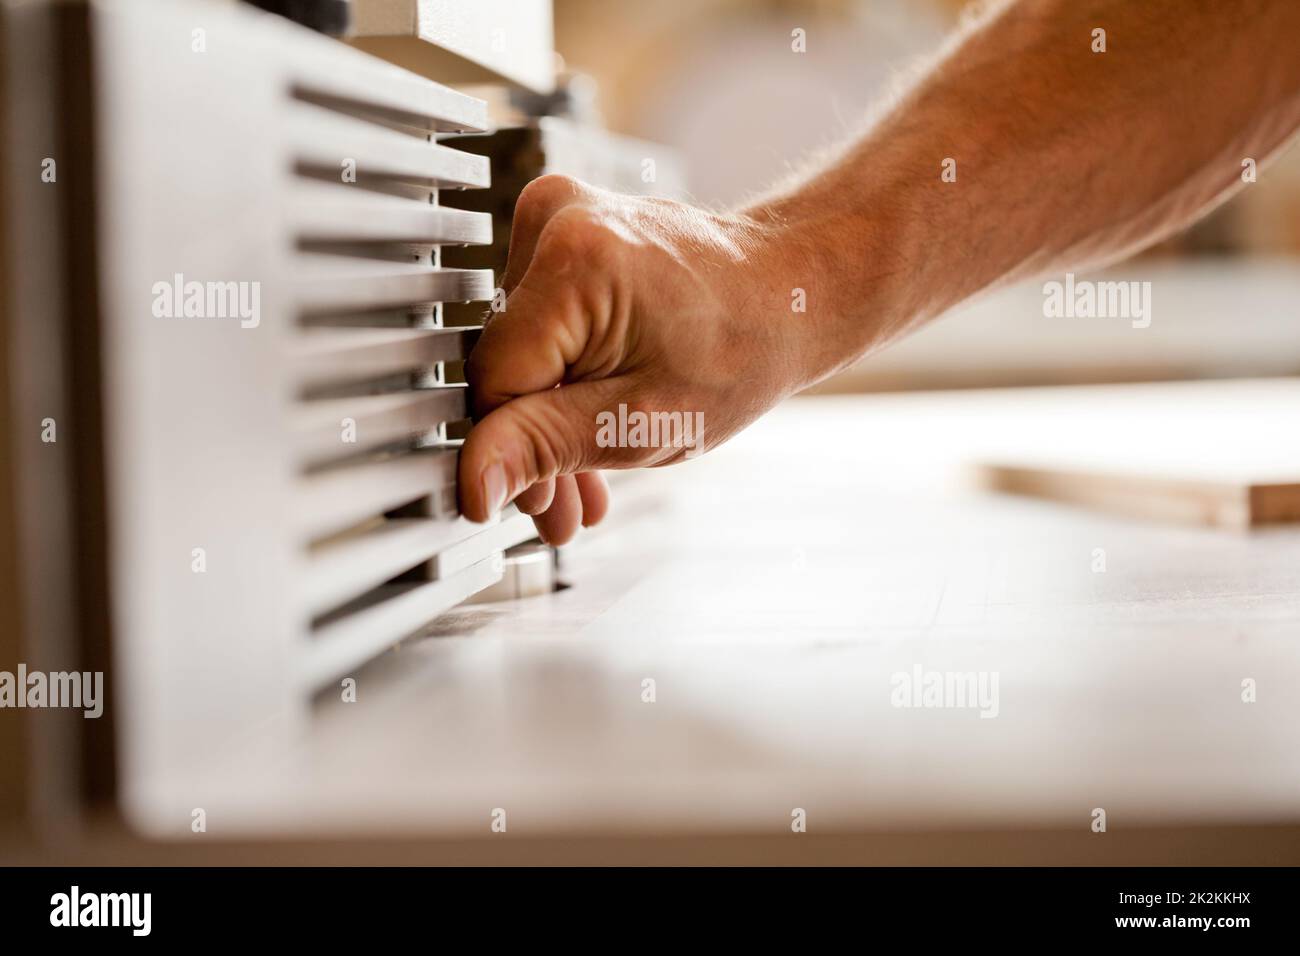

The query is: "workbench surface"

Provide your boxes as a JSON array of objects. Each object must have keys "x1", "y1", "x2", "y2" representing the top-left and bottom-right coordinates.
[
  {"x1": 10, "y1": 382, "x2": 1299, "y2": 864},
  {"x1": 278, "y1": 382, "x2": 1300, "y2": 851}
]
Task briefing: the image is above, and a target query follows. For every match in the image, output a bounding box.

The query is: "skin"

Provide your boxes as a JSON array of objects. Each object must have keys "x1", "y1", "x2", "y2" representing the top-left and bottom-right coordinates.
[{"x1": 458, "y1": 0, "x2": 1300, "y2": 543}]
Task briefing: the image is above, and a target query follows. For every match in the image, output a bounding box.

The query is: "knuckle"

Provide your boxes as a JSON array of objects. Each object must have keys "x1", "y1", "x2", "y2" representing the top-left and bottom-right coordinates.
[
  {"x1": 516, "y1": 173, "x2": 580, "y2": 221},
  {"x1": 507, "y1": 400, "x2": 574, "y2": 479},
  {"x1": 540, "y1": 207, "x2": 624, "y2": 269}
]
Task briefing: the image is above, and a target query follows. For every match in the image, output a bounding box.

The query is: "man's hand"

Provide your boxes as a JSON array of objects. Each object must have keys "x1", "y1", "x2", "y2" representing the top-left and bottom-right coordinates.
[
  {"x1": 457, "y1": 174, "x2": 825, "y2": 543},
  {"x1": 459, "y1": 0, "x2": 1300, "y2": 545}
]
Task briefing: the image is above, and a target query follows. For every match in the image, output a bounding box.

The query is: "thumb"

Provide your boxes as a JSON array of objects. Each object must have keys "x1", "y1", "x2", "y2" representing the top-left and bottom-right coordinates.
[{"x1": 457, "y1": 378, "x2": 629, "y2": 521}]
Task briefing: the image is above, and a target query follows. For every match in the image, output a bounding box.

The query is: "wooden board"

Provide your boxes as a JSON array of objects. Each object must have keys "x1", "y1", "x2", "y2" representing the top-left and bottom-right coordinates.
[
  {"x1": 963, "y1": 379, "x2": 1300, "y2": 528},
  {"x1": 977, "y1": 463, "x2": 1300, "y2": 529}
]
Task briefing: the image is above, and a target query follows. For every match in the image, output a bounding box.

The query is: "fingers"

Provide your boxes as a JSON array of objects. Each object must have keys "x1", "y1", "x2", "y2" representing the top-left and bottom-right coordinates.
[
  {"x1": 471, "y1": 190, "x2": 637, "y2": 419},
  {"x1": 500, "y1": 174, "x2": 589, "y2": 294},
  {"x1": 513, "y1": 478, "x2": 555, "y2": 516},
  {"x1": 575, "y1": 471, "x2": 611, "y2": 526},
  {"x1": 458, "y1": 378, "x2": 625, "y2": 522},
  {"x1": 525, "y1": 471, "x2": 610, "y2": 546},
  {"x1": 476, "y1": 228, "x2": 592, "y2": 516},
  {"x1": 463, "y1": 271, "x2": 583, "y2": 521},
  {"x1": 466, "y1": 278, "x2": 581, "y2": 416},
  {"x1": 531, "y1": 474, "x2": 583, "y2": 545},
  {"x1": 461, "y1": 177, "x2": 623, "y2": 529}
]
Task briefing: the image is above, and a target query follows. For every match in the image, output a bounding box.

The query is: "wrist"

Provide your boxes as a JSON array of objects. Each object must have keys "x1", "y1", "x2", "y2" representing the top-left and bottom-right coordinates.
[{"x1": 735, "y1": 197, "x2": 912, "y2": 391}]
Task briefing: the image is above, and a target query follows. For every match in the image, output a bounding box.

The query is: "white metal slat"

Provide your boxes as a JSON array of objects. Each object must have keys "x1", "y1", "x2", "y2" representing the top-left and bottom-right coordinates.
[
  {"x1": 292, "y1": 264, "x2": 494, "y2": 314},
  {"x1": 301, "y1": 508, "x2": 535, "y2": 617},
  {"x1": 301, "y1": 555, "x2": 503, "y2": 690},
  {"x1": 272, "y1": 25, "x2": 525, "y2": 692},
  {"x1": 288, "y1": 178, "x2": 493, "y2": 244},
  {"x1": 291, "y1": 326, "x2": 479, "y2": 390},
  {"x1": 301, "y1": 509, "x2": 518, "y2": 616},
  {"x1": 292, "y1": 387, "x2": 468, "y2": 464},
  {"x1": 280, "y1": 20, "x2": 489, "y2": 135},
  {"x1": 295, "y1": 446, "x2": 459, "y2": 540},
  {"x1": 286, "y1": 99, "x2": 490, "y2": 189},
  {"x1": 429, "y1": 509, "x2": 536, "y2": 579}
]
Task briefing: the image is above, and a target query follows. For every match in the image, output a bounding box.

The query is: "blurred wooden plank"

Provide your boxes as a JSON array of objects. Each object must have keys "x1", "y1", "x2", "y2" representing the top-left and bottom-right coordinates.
[
  {"x1": 0, "y1": 0, "x2": 103, "y2": 836},
  {"x1": 962, "y1": 379, "x2": 1300, "y2": 527},
  {"x1": 976, "y1": 464, "x2": 1300, "y2": 529}
]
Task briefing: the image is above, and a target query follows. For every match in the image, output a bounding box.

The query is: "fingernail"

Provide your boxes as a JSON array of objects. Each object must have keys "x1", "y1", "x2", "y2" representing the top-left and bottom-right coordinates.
[{"x1": 482, "y1": 462, "x2": 508, "y2": 517}]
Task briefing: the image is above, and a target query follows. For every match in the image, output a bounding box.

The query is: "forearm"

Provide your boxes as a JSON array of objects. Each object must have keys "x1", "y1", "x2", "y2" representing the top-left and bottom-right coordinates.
[
  {"x1": 747, "y1": 0, "x2": 1300, "y2": 384},
  {"x1": 459, "y1": 0, "x2": 1300, "y2": 528}
]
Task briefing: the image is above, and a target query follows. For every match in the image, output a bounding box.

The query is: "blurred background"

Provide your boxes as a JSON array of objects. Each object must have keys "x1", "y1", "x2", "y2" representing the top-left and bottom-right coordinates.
[{"x1": 554, "y1": 0, "x2": 1300, "y2": 242}]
